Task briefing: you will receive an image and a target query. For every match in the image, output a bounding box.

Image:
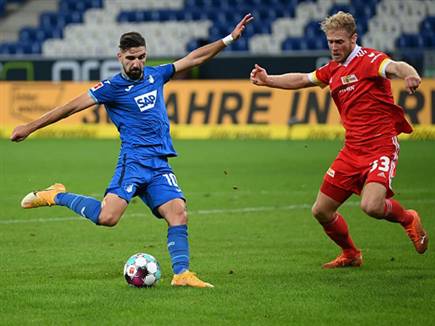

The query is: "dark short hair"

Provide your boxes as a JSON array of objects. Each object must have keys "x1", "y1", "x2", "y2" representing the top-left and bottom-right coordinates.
[{"x1": 119, "y1": 32, "x2": 146, "y2": 50}]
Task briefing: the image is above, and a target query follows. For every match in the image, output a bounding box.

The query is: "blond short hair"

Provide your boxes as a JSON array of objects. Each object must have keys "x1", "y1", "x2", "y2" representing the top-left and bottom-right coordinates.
[{"x1": 320, "y1": 11, "x2": 356, "y2": 35}]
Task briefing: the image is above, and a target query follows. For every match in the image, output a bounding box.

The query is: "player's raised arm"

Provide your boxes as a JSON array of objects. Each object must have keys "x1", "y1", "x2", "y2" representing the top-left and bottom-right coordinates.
[
  {"x1": 384, "y1": 60, "x2": 421, "y2": 94},
  {"x1": 10, "y1": 92, "x2": 95, "y2": 142},
  {"x1": 250, "y1": 64, "x2": 314, "y2": 90},
  {"x1": 173, "y1": 13, "x2": 253, "y2": 75}
]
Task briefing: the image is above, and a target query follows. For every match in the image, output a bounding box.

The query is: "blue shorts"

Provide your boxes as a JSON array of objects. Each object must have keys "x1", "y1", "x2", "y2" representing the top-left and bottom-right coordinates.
[{"x1": 105, "y1": 154, "x2": 185, "y2": 218}]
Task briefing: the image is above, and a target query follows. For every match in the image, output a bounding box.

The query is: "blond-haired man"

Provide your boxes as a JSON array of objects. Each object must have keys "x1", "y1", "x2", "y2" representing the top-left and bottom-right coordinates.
[{"x1": 250, "y1": 11, "x2": 428, "y2": 268}]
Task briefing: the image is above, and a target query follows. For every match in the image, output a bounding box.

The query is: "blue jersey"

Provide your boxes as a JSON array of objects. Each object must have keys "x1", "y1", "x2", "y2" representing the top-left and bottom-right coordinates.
[{"x1": 88, "y1": 64, "x2": 176, "y2": 157}]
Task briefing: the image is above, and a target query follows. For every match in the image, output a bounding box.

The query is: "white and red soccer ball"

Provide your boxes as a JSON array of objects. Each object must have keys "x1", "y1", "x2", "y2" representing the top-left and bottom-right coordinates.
[{"x1": 124, "y1": 253, "x2": 161, "y2": 288}]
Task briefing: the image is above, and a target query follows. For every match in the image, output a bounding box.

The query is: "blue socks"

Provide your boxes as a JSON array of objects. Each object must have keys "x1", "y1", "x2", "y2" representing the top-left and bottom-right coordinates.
[
  {"x1": 55, "y1": 193, "x2": 101, "y2": 224},
  {"x1": 167, "y1": 225, "x2": 190, "y2": 274}
]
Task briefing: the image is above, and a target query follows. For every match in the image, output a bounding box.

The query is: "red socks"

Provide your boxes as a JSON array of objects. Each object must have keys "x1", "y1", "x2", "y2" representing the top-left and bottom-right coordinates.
[
  {"x1": 383, "y1": 199, "x2": 413, "y2": 226},
  {"x1": 321, "y1": 200, "x2": 412, "y2": 254},
  {"x1": 321, "y1": 213, "x2": 359, "y2": 255}
]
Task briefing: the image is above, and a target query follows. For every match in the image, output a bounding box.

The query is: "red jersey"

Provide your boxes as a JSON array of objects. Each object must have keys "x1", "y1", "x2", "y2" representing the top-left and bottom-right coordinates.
[{"x1": 308, "y1": 45, "x2": 412, "y2": 149}]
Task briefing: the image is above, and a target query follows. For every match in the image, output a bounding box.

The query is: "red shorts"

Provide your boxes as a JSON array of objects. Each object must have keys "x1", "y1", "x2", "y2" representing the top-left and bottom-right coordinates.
[{"x1": 320, "y1": 137, "x2": 400, "y2": 203}]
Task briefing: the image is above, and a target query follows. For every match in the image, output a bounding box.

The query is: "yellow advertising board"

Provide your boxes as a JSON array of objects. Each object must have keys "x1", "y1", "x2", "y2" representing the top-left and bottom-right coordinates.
[{"x1": 1, "y1": 80, "x2": 434, "y2": 139}]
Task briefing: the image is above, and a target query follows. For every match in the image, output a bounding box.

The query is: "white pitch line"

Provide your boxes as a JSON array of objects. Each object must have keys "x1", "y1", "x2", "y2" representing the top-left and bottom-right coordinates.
[
  {"x1": 0, "y1": 199, "x2": 434, "y2": 225},
  {"x1": 0, "y1": 203, "x2": 311, "y2": 225}
]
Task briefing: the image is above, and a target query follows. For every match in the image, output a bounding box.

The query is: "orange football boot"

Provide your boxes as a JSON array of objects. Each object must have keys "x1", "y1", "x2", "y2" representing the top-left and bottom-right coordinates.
[
  {"x1": 323, "y1": 251, "x2": 363, "y2": 269},
  {"x1": 171, "y1": 271, "x2": 214, "y2": 288},
  {"x1": 404, "y1": 210, "x2": 428, "y2": 254},
  {"x1": 21, "y1": 183, "x2": 66, "y2": 208}
]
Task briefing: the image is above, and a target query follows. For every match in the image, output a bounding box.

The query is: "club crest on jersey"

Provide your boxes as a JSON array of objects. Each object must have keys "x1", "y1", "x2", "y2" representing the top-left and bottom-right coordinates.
[
  {"x1": 341, "y1": 74, "x2": 358, "y2": 85},
  {"x1": 134, "y1": 90, "x2": 157, "y2": 112}
]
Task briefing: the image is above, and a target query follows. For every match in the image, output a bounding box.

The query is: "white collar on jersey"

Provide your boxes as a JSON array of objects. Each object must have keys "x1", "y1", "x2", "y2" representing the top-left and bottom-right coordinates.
[{"x1": 342, "y1": 44, "x2": 361, "y2": 67}]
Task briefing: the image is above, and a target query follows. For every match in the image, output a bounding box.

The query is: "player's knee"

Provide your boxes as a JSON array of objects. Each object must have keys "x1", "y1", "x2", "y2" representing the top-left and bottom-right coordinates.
[
  {"x1": 360, "y1": 201, "x2": 383, "y2": 218},
  {"x1": 98, "y1": 212, "x2": 121, "y2": 227},
  {"x1": 311, "y1": 203, "x2": 333, "y2": 223},
  {"x1": 171, "y1": 209, "x2": 188, "y2": 225},
  {"x1": 165, "y1": 207, "x2": 188, "y2": 226}
]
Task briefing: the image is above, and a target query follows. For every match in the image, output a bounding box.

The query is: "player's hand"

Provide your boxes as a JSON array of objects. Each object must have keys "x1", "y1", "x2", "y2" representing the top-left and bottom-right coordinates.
[
  {"x1": 404, "y1": 75, "x2": 421, "y2": 94},
  {"x1": 10, "y1": 125, "x2": 31, "y2": 142},
  {"x1": 230, "y1": 13, "x2": 254, "y2": 41},
  {"x1": 250, "y1": 64, "x2": 268, "y2": 86}
]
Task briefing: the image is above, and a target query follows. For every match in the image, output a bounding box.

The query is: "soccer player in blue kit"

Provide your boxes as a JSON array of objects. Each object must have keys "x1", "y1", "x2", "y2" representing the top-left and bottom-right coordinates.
[{"x1": 11, "y1": 13, "x2": 254, "y2": 288}]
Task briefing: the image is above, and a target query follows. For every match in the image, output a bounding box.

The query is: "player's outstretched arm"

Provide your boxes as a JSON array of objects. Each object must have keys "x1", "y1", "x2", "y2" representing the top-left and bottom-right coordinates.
[
  {"x1": 10, "y1": 92, "x2": 95, "y2": 142},
  {"x1": 173, "y1": 13, "x2": 253, "y2": 74},
  {"x1": 385, "y1": 60, "x2": 421, "y2": 94},
  {"x1": 250, "y1": 64, "x2": 314, "y2": 90}
]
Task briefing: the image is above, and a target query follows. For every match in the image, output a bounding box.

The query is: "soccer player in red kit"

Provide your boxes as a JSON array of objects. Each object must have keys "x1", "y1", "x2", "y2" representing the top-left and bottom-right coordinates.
[{"x1": 250, "y1": 11, "x2": 428, "y2": 268}]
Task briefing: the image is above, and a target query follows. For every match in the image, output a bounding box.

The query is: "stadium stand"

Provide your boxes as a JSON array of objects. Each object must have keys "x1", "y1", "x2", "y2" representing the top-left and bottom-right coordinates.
[{"x1": 0, "y1": 0, "x2": 434, "y2": 59}]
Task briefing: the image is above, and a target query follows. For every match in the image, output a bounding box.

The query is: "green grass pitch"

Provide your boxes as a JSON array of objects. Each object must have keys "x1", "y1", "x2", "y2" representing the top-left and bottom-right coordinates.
[{"x1": 1, "y1": 139, "x2": 434, "y2": 325}]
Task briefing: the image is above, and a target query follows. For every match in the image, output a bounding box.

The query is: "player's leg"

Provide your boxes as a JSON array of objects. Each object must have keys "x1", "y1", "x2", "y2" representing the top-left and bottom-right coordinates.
[
  {"x1": 143, "y1": 162, "x2": 213, "y2": 288},
  {"x1": 312, "y1": 184, "x2": 362, "y2": 268},
  {"x1": 97, "y1": 193, "x2": 128, "y2": 226},
  {"x1": 313, "y1": 147, "x2": 362, "y2": 267},
  {"x1": 157, "y1": 199, "x2": 213, "y2": 288},
  {"x1": 21, "y1": 183, "x2": 128, "y2": 225},
  {"x1": 361, "y1": 182, "x2": 428, "y2": 254},
  {"x1": 158, "y1": 198, "x2": 189, "y2": 274},
  {"x1": 56, "y1": 191, "x2": 128, "y2": 225},
  {"x1": 21, "y1": 183, "x2": 103, "y2": 224},
  {"x1": 362, "y1": 139, "x2": 428, "y2": 254}
]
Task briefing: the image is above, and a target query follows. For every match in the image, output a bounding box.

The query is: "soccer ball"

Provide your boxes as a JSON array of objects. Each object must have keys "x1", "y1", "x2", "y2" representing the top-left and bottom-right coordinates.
[{"x1": 123, "y1": 253, "x2": 162, "y2": 288}]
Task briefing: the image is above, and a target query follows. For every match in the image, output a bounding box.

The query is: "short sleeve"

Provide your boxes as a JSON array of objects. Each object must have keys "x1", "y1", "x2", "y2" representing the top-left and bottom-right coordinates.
[
  {"x1": 88, "y1": 80, "x2": 114, "y2": 104},
  {"x1": 310, "y1": 63, "x2": 330, "y2": 88},
  {"x1": 154, "y1": 63, "x2": 175, "y2": 83},
  {"x1": 364, "y1": 50, "x2": 390, "y2": 78}
]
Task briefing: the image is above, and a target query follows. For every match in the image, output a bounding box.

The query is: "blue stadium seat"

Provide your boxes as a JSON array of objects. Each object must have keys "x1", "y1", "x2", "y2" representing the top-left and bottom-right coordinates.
[
  {"x1": 420, "y1": 16, "x2": 435, "y2": 36},
  {"x1": 282, "y1": 37, "x2": 303, "y2": 51},
  {"x1": 396, "y1": 34, "x2": 424, "y2": 49},
  {"x1": 229, "y1": 37, "x2": 248, "y2": 51},
  {"x1": 0, "y1": 0, "x2": 5, "y2": 17},
  {"x1": 315, "y1": 36, "x2": 328, "y2": 50},
  {"x1": 421, "y1": 35, "x2": 435, "y2": 48},
  {"x1": 328, "y1": 4, "x2": 351, "y2": 16},
  {"x1": 352, "y1": 1, "x2": 377, "y2": 20},
  {"x1": 304, "y1": 21, "x2": 321, "y2": 39},
  {"x1": 356, "y1": 18, "x2": 368, "y2": 35},
  {"x1": 40, "y1": 12, "x2": 65, "y2": 29},
  {"x1": 59, "y1": 0, "x2": 102, "y2": 12},
  {"x1": 186, "y1": 39, "x2": 200, "y2": 52},
  {"x1": 0, "y1": 43, "x2": 8, "y2": 54}
]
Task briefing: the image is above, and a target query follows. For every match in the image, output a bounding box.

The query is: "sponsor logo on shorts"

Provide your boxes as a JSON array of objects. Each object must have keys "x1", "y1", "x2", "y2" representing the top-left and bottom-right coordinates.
[
  {"x1": 377, "y1": 172, "x2": 386, "y2": 178},
  {"x1": 134, "y1": 90, "x2": 157, "y2": 112},
  {"x1": 125, "y1": 184, "x2": 134, "y2": 193},
  {"x1": 327, "y1": 168, "x2": 335, "y2": 177}
]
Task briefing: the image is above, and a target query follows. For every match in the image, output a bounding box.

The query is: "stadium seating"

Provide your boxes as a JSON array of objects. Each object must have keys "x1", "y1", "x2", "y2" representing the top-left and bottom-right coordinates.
[
  {"x1": 0, "y1": 0, "x2": 26, "y2": 17},
  {"x1": 0, "y1": 0, "x2": 433, "y2": 57}
]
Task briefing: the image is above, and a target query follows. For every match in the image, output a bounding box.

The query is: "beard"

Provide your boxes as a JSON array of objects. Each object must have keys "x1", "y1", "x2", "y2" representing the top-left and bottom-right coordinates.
[{"x1": 126, "y1": 67, "x2": 142, "y2": 80}]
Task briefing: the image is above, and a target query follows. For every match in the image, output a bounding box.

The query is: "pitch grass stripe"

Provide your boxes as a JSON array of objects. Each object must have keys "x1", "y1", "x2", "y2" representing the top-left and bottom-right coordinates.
[
  {"x1": 1, "y1": 198, "x2": 435, "y2": 225},
  {"x1": 1, "y1": 189, "x2": 434, "y2": 203},
  {"x1": 0, "y1": 203, "x2": 311, "y2": 224}
]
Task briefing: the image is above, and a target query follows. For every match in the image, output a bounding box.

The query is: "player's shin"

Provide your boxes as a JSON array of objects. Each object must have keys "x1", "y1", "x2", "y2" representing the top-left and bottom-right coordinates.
[
  {"x1": 55, "y1": 193, "x2": 101, "y2": 224},
  {"x1": 383, "y1": 199, "x2": 413, "y2": 226},
  {"x1": 320, "y1": 212, "x2": 359, "y2": 255},
  {"x1": 167, "y1": 225, "x2": 190, "y2": 274}
]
